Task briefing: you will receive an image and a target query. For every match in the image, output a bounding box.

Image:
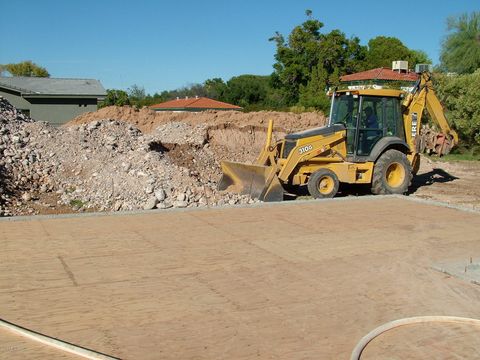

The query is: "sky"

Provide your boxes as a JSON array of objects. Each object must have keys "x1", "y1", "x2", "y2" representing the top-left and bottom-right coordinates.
[{"x1": 1, "y1": 0, "x2": 477, "y2": 94}]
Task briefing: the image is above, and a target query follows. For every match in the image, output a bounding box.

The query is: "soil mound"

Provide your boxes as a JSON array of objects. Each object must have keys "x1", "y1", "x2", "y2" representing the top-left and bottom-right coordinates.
[{"x1": 68, "y1": 106, "x2": 327, "y2": 133}]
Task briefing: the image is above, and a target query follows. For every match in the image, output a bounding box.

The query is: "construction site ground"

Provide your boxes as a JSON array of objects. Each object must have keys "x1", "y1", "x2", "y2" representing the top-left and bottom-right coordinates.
[{"x1": 1, "y1": 196, "x2": 480, "y2": 359}]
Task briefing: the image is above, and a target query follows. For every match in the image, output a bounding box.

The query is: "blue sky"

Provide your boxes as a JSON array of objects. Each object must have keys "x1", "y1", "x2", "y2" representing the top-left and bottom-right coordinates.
[{"x1": 1, "y1": 0, "x2": 477, "y2": 94}]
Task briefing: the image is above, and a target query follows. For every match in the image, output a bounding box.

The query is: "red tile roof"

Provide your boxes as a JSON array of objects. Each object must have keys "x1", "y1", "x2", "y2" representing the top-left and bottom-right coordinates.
[
  {"x1": 150, "y1": 97, "x2": 241, "y2": 110},
  {"x1": 340, "y1": 68, "x2": 419, "y2": 82}
]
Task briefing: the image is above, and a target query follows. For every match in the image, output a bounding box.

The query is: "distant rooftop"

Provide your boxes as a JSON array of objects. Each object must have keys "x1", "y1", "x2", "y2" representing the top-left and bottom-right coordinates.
[
  {"x1": 150, "y1": 97, "x2": 242, "y2": 111},
  {"x1": 0, "y1": 76, "x2": 106, "y2": 96},
  {"x1": 340, "y1": 68, "x2": 419, "y2": 83}
]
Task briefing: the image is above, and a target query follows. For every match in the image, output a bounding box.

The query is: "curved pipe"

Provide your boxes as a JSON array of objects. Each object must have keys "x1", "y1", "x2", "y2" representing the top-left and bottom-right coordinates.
[
  {"x1": 350, "y1": 316, "x2": 480, "y2": 360},
  {"x1": 0, "y1": 317, "x2": 120, "y2": 360}
]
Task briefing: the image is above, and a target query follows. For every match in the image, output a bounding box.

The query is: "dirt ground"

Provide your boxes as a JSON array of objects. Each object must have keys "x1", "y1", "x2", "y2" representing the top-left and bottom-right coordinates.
[
  {"x1": 68, "y1": 106, "x2": 480, "y2": 211},
  {"x1": 1, "y1": 197, "x2": 480, "y2": 359},
  {"x1": 410, "y1": 156, "x2": 480, "y2": 210},
  {"x1": 68, "y1": 106, "x2": 327, "y2": 134}
]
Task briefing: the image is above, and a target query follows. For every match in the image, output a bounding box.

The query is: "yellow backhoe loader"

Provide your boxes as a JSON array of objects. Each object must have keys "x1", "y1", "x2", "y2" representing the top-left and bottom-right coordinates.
[{"x1": 218, "y1": 71, "x2": 458, "y2": 201}]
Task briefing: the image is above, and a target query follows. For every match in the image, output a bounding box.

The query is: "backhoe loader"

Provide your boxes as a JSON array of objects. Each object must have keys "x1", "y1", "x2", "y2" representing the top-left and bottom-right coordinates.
[{"x1": 218, "y1": 71, "x2": 458, "y2": 201}]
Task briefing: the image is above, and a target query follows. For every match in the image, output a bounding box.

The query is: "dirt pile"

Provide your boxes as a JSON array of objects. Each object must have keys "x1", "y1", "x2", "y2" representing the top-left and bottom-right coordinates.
[
  {"x1": 0, "y1": 99, "x2": 259, "y2": 216},
  {"x1": 0, "y1": 97, "x2": 53, "y2": 216},
  {"x1": 68, "y1": 106, "x2": 327, "y2": 133},
  {"x1": 68, "y1": 105, "x2": 326, "y2": 166},
  {"x1": 44, "y1": 119, "x2": 249, "y2": 212}
]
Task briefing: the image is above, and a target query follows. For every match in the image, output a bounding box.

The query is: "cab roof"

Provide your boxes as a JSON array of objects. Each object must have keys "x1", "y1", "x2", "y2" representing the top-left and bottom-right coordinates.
[{"x1": 332, "y1": 88, "x2": 405, "y2": 98}]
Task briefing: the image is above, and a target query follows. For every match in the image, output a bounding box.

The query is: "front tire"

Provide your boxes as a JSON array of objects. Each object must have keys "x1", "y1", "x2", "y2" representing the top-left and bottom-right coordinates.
[
  {"x1": 371, "y1": 149, "x2": 412, "y2": 195},
  {"x1": 307, "y1": 169, "x2": 339, "y2": 199}
]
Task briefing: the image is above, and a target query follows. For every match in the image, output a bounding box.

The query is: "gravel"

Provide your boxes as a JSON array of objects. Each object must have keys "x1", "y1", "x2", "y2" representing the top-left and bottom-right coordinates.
[{"x1": 0, "y1": 97, "x2": 258, "y2": 216}]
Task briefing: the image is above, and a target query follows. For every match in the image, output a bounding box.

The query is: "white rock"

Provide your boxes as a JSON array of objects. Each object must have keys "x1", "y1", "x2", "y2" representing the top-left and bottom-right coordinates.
[
  {"x1": 156, "y1": 201, "x2": 172, "y2": 209},
  {"x1": 143, "y1": 197, "x2": 158, "y2": 210},
  {"x1": 155, "y1": 189, "x2": 166, "y2": 201},
  {"x1": 173, "y1": 200, "x2": 188, "y2": 208}
]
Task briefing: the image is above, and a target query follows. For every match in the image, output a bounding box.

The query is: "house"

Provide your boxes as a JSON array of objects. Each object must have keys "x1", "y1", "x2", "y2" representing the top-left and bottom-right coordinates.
[
  {"x1": 0, "y1": 76, "x2": 106, "y2": 126},
  {"x1": 150, "y1": 96, "x2": 241, "y2": 112},
  {"x1": 340, "y1": 65, "x2": 419, "y2": 91}
]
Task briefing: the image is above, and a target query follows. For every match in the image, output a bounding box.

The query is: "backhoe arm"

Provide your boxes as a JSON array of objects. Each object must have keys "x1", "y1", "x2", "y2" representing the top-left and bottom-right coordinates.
[
  {"x1": 425, "y1": 88, "x2": 458, "y2": 144},
  {"x1": 403, "y1": 72, "x2": 458, "y2": 155}
]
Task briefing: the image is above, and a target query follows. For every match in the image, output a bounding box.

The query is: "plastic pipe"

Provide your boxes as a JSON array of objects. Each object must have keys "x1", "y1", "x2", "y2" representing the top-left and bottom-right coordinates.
[
  {"x1": 350, "y1": 316, "x2": 480, "y2": 360},
  {"x1": 0, "y1": 317, "x2": 120, "y2": 360}
]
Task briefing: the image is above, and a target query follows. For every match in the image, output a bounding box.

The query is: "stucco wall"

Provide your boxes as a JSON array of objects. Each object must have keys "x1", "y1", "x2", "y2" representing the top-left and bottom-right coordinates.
[
  {"x1": 0, "y1": 89, "x2": 98, "y2": 126},
  {"x1": 0, "y1": 89, "x2": 31, "y2": 112}
]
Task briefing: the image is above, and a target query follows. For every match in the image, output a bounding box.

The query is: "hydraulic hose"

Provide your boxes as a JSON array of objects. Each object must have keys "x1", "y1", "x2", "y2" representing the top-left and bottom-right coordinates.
[
  {"x1": 350, "y1": 316, "x2": 480, "y2": 360},
  {"x1": 0, "y1": 317, "x2": 120, "y2": 360}
]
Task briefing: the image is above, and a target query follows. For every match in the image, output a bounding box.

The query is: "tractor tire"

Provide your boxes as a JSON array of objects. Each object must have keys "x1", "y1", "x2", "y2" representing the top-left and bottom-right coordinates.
[
  {"x1": 371, "y1": 149, "x2": 412, "y2": 195},
  {"x1": 307, "y1": 169, "x2": 339, "y2": 199}
]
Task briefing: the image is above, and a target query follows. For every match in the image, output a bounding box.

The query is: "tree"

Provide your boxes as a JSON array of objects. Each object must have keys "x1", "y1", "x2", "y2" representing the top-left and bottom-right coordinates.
[
  {"x1": 410, "y1": 49, "x2": 431, "y2": 65},
  {"x1": 298, "y1": 64, "x2": 330, "y2": 111},
  {"x1": 101, "y1": 89, "x2": 130, "y2": 107},
  {"x1": 364, "y1": 36, "x2": 429, "y2": 69},
  {"x1": 127, "y1": 84, "x2": 146, "y2": 101},
  {"x1": 269, "y1": 11, "x2": 367, "y2": 108},
  {"x1": 435, "y1": 71, "x2": 480, "y2": 150},
  {"x1": 0, "y1": 60, "x2": 50, "y2": 77},
  {"x1": 204, "y1": 78, "x2": 227, "y2": 100},
  {"x1": 224, "y1": 75, "x2": 270, "y2": 108},
  {"x1": 269, "y1": 15, "x2": 324, "y2": 104},
  {"x1": 440, "y1": 12, "x2": 480, "y2": 74}
]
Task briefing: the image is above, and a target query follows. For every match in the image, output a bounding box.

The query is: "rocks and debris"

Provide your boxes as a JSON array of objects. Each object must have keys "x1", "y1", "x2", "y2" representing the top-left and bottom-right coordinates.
[
  {"x1": 0, "y1": 97, "x2": 46, "y2": 216},
  {"x1": 0, "y1": 97, "x2": 261, "y2": 216}
]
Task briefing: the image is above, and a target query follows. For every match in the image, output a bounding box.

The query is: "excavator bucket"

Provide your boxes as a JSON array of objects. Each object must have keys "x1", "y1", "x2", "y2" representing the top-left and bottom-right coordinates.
[
  {"x1": 218, "y1": 161, "x2": 284, "y2": 202},
  {"x1": 418, "y1": 125, "x2": 457, "y2": 156}
]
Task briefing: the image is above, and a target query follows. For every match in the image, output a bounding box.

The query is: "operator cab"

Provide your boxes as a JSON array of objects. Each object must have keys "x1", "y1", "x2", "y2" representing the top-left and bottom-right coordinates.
[{"x1": 329, "y1": 90, "x2": 406, "y2": 160}]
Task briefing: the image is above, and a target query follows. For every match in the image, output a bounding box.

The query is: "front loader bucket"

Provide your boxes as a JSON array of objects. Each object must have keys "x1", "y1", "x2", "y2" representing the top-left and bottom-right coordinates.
[{"x1": 218, "y1": 161, "x2": 284, "y2": 202}]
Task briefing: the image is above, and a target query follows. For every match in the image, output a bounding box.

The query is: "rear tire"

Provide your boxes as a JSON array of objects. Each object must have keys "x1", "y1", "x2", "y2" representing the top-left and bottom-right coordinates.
[
  {"x1": 307, "y1": 169, "x2": 339, "y2": 199},
  {"x1": 371, "y1": 149, "x2": 412, "y2": 195}
]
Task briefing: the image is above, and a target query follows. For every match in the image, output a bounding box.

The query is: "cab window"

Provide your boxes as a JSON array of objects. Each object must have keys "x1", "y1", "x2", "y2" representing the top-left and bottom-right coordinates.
[
  {"x1": 331, "y1": 94, "x2": 359, "y2": 154},
  {"x1": 357, "y1": 96, "x2": 384, "y2": 156}
]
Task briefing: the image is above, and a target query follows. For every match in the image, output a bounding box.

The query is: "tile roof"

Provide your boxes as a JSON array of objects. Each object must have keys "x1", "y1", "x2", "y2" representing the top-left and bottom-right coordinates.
[
  {"x1": 0, "y1": 76, "x2": 106, "y2": 96},
  {"x1": 150, "y1": 97, "x2": 241, "y2": 110},
  {"x1": 340, "y1": 68, "x2": 419, "y2": 82}
]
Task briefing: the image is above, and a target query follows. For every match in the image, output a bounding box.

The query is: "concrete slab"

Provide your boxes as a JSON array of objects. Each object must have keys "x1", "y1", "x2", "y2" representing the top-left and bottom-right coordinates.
[
  {"x1": 1, "y1": 197, "x2": 480, "y2": 359},
  {"x1": 434, "y1": 259, "x2": 480, "y2": 286}
]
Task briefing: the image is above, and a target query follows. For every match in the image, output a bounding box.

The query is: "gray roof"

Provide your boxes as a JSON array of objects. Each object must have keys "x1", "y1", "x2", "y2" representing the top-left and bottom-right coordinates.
[{"x1": 0, "y1": 76, "x2": 106, "y2": 96}]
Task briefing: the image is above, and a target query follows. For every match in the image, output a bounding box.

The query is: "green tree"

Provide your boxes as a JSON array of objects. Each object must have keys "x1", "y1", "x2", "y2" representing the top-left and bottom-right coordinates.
[
  {"x1": 127, "y1": 84, "x2": 148, "y2": 107},
  {"x1": 269, "y1": 11, "x2": 367, "y2": 108},
  {"x1": 440, "y1": 12, "x2": 480, "y2": 74},
  {"x1": 204, "y1": 78, "x2": 227, "y2": 100},
  {"x1": 435, "y1": 70, "x2": 480, "y2": 149},
  {"x1": 128, "y1": 84, "x2": 146, "y2": 101},
  {"x1": 365, "y1": 36, "x2": 430, "y2": 69},
  {"x1": 224, "y1": 75, "x2": 270, "y2": 108},
  {"x1": 101, "y1": 89, "x2": 130, "y2": 107},
  {"x1": 410, "y1": 49, "x2": 431, "y2": 65},
  {"x1": 269, "y1": 15, "x2": 324, "y2": 104},
  {"x1": 1, "y1": 60, "x2": 50, "y2": 77},
  {"x1": 164, "y1": 83, "x2": 208, "y2": 100},
  {"x1": 298, "y1": 65, "x2": 330, "y2": 111}
]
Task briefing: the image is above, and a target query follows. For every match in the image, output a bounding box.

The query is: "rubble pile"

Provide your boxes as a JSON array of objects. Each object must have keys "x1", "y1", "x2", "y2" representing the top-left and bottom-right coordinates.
[
  {"x1": 0, "y1": 98, "x2": 258, "y2": 216},
  {"x1": 48, "y1": 119, "x2": 254, "y2": 212},
  {"x1": 0, "y1": 98, "x2": 52, "y2": 216}
]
